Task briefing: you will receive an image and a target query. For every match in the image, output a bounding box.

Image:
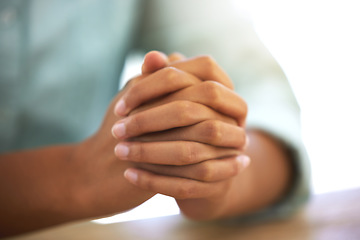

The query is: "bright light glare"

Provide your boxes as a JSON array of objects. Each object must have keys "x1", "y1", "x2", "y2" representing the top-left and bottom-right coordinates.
[
  {"x1": 93, "y1": 195, "x2": 180, "y2": 224},
  {"x1": 238, "y1": 0, "x2": 360, "y2": 194}
]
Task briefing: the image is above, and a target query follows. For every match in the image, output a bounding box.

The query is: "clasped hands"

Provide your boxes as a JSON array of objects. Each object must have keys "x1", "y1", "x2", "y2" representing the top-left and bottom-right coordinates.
[{"x1": 110, "y1": 51, "x2": 250, "y2": 219}]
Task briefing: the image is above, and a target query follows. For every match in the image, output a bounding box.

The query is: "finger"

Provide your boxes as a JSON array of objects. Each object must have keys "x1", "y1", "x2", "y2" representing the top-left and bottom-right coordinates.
[
  {"x1": 118, "y1": 51, "x2": 169, "y2": 94},
  {"x1": 123, "y1": 168, "x2": 227, "y2": 199},
  {"x1": 167, "y1": 81, "x2": 247, "y2": 126},
  {"x1": 132, "y1": 120, "x2": 247, "y2": 149},
  {"x1": 134, "y1": 155, "x2": 250, "y2": 182},
  {"x1": 114, "y1": 141, "x2": 241, "y2": 165},
  {"x1": 112, "y1": 101, "x2": 234, "y2": 139},
  {"x1": 141, "y1": 51, "x2": 169, "y2": 74},
  {"x1": 131, "y1": 81, "x2": 247, "y2": 126},
  {"x1": 168, "y1": 52, "x2": 186, "y2": 62},
  {"x1": 141, "y1": 51, "x2": 185, "y2": 74},
  {"x1": 118, "y1": 52, "x2": 185, "y2": 114},
  {"x1": 115, "y1": 55, "x2": 234, "y2": 117},
  {"x1": 170, "y1": 55, "x2": 234, "y2": 89},
  {"x1": 114, "y1": 67, "x2": 201, "y2": 116}
]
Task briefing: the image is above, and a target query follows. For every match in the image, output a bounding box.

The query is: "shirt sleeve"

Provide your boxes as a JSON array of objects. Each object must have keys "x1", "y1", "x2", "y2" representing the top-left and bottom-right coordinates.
[{"x1": 135, "y1": 0, "x2": 311, "y2": 220}]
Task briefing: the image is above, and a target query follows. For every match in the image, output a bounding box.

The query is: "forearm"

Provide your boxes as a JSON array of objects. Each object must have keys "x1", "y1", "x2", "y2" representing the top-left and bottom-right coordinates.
[
  {"x1": 0, "y1": 145, "x2": 81, "y2": 237},
  {"x1": 0, "y1": 137, "x2": 158, "y2": 237}
]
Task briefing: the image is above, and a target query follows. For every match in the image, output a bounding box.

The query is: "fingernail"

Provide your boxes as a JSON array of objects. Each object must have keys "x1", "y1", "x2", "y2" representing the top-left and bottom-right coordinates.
[
  {"x1": 115, "y1": 143, "x2": 129, "y2": 160},
  {"x1": 236, "y1": 155, "x2": 251, "y2": 170},
  {"x1": 124, "y1": 169, "x2": 138, "y2": 184},
  {"x1": 112, "y1": 123, "x2": 126, "y2": 139},
  {"x1": 114, "y1": 99, "x2": 126, "y2": 116}
]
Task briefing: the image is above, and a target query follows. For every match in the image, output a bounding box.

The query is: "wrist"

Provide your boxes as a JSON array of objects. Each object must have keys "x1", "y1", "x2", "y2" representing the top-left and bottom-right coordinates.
[
  {"x1": 42, "y1": 143, "x2": 85, "y2": 222},
  {"x1": 63, "y1": 138, "x2": 101, "y2": 220},
  {"x1": 65, "y1": 136, "x2": 155, "y2": 220}
]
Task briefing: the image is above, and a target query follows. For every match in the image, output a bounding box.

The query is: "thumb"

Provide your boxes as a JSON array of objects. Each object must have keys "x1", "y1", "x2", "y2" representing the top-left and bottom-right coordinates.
[{"x1": 141, "y1": 51, "x2": 169, "y2": 74}]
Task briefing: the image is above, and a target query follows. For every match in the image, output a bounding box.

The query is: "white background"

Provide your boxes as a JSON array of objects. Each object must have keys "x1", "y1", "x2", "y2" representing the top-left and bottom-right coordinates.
[
  {"x1": 96, "y1": 0, "x2": 360, "y2": 224},
  {"x1": 241, "y1": 0, "x2": 360, "y2": 194}
]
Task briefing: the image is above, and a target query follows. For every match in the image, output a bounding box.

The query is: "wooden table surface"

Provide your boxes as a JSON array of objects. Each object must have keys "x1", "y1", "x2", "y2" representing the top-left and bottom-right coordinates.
[{"x1": 8, "y1": 188, "x2": 360, "y2": 240}]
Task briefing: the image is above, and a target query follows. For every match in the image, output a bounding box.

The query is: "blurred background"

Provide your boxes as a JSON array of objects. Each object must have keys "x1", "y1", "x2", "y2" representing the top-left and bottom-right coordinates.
[
  {"x1": 95, "y1": 0, "x2": 360, "y2": 224},
  {"x1": 243, "y1": 0, "x2": 360, "y2": 194}
]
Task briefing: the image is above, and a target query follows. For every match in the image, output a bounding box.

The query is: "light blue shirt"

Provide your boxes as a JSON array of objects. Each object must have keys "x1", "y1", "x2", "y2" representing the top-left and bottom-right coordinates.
[{"x1": 0, "y1": 0, "x2": 310, "y2": 220}]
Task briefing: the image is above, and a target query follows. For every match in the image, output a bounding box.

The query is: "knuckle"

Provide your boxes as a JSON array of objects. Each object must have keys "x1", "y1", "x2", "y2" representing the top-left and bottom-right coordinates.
[
  {"x1": 130, "y1": 114, "x2": 145, "y2": 135},
  {"x1": 200, "y1": 120, "x2": 223, "y2": 144},
  {"x1": 230, "y1": 159, "x2": 241, "y2": 176},
  {"x1": 199, "y1": 55, "x2": 218, "y2": 78},
  {"x1": 161, "y1": 67, "x2": 187, "y2": 87},
  {"x1": 127, "y1": 78, "x2": 143, "y2": 97},
  {"x1": 161, "y1": 66, "x2": 179, "y2": 80},
  {"x1": 173, "y1": 101, "x2": 198, "y2": 123},
  {"x1": 233, "y1": 96, "x2": 248, "y2": 125},
  {"x1": 231, "y1": 127, "x2": 246, "y2": 149},
  {"x1": 200, "y1": 55, "x2": 217, "y2": 69},
  {"x1": 142, "y1": 177, "x2": 156, "y2": 192},
  {"x1": 130, "y1": 143, "x2": 145, "y2": 162},
  {"x1": 176, "y1": 183, "x2": 196, "y2": 199},
  {"x1": 197, "y1": 162, "x2": 214, "y2": 182},
  {"x1": 200, "y1": 81, "x2": 222, "y2": 106},
  {"x1": 174, "y1": 100, "x2": 192, "y2": 110},
  {"x1": 241, "y1": 99, "x2": 248, "y2": 117},
  {"x1": 236, "y1": 96, "x2": 248, "y2": 118},
  {"x1": 180, "y1": 142, "x2": 198, "y2": 164},
  {"x1": 239, "y1": 129, "x2": 247, "y2": 147}
]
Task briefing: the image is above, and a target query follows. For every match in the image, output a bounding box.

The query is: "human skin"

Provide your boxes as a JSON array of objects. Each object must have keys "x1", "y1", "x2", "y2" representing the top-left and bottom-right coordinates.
[
  {"x1": 114, "y1": 51, "x2": 293, "y2": 220},
  {"x1": 0, "y1": 52, "x2": 252, "y2": 237}
]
